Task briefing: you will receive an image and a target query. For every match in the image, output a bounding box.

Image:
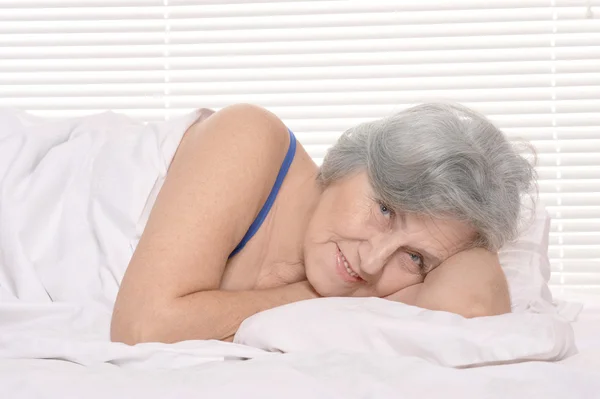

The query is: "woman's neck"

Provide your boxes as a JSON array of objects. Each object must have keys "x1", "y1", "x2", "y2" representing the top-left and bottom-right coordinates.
[{"x1": 257, "y1": 159, "x2": 323, "y2": 286}]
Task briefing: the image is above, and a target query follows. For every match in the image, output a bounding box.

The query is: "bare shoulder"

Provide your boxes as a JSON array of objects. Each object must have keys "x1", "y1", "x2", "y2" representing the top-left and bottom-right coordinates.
[
  {"x1": 113, "y1": 103, "x2": 292, "y2": 326},
  {"x1": 182, "y1": 103, "x2": 290, "y2": 160},
  {"x1": 166, "y1": 102, "x2": 293, "y2": 254},
  {"x1": 415, "y1": 248, "x2": 511, "y2": 318}
]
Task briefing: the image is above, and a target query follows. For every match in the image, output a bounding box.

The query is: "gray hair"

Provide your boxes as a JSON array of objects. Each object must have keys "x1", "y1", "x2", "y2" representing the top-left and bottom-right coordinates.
[{"x1": 317, "y1": 102, "x2": 536, "y2": 251}]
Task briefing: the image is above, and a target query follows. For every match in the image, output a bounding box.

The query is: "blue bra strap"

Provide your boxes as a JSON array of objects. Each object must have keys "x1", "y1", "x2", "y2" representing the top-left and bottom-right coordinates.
[{"x1": 228, "y1": 128, "x2": 297, "y2": 258}]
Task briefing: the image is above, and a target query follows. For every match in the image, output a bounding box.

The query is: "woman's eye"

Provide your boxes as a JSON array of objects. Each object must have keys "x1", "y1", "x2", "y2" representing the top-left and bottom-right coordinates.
[
  {"x1": 379, "y1": 202, "x2": 392, "y2": 217},
  {"x1": 409, "y1": 253, "x2": 423, "y2": 266}
]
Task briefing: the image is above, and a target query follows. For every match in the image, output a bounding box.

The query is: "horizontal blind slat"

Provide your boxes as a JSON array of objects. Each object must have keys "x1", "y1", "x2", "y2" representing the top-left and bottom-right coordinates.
[
  {"x1": 550, "y1": 260, "x2": 600, "y2": 272},
  {"x1": 2, "y1": 1, "x2": 598, "y2": 15},
  {"x1": 540, "y1": 193, "x2": 600, "y2": 206},
  {"x1": 548, "y1": 247, "x2": 600, "y2": 258},
  {"x1": 547, "y1": 206, "x2": 600, "y2": 219},
  {"x1": 2, "y1": 60, "x2": 599, "y2": 75},
  {"x1": 3, "y1": 21, "x2": 600, "y2": 41},
  {"x1": 2, "y1": 72, "x2": 600, "y2": 90},
  {"x1": 550, "y1": 220, "x2": 600, "y2": 232},
  {"x1": 549, "y1": 233, "x2": 600, "y2": 245},
  {"x1": 550, "y1": 273, "x2": 600, "y2": 285},
  {"x1": 550, "y1": 286, "x2": 600, "y2": 294},
  {"x1": 537, "y1": 167, "x2": 600, "y2": 180},
  {"x1": 537, "y1": 153, "x2": 600, "y2": 167},
  {"x1": 4, "y1": 35, "x2": 600, "y2": 55},
  {"x1": 1, "y1": 9, "x2": 598, "y2": 33},
  {"x1": 529, "y1": 139, "x2": 600, "y2": 153}
]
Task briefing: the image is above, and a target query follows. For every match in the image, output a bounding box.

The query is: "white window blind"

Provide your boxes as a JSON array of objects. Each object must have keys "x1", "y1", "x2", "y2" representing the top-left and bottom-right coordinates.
[{"x1": 1, "y1": 0, "x2": 599, "y2": 296}]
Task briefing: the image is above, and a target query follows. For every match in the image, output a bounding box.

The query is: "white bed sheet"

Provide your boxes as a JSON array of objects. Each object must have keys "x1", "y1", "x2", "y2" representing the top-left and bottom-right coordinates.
[
  {"x1": 559, "y1": 293, "x2": 600, "y2": 371},
  {"x1": 1, "y1": 295, "x2": 599, "y2": 399}
]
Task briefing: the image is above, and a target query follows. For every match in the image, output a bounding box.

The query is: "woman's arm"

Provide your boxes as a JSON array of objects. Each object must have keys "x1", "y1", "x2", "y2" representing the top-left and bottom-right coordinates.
[
  {"x1": 112, "y1": 281, "x2": 318, "y2": 344},
  {"x1": 414, "y1": 248, "x2": 511, "y2": 318},
  {"x1": 111, "y1": 103, "x2": 314, "y2": 344}
]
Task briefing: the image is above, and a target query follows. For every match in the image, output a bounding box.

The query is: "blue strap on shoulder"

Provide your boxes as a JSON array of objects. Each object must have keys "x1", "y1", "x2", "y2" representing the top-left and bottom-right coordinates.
[{"x1": 228, "y1": 128, "x2": 297, "y2": 258}]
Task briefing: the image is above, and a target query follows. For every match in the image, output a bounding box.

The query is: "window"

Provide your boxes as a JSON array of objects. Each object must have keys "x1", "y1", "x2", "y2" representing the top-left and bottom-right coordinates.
[{"x1": 1, "y1": 0, "x2": 599, "y2": 295}]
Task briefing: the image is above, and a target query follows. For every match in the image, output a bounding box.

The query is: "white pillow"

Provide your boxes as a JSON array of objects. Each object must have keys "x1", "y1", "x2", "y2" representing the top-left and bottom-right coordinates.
[
  {"x1": 498, "y1": 200, "x2": 582, "y2": 320},
  {"x1": 235, "y1": 297, "x2": 576, "y2": 368}
]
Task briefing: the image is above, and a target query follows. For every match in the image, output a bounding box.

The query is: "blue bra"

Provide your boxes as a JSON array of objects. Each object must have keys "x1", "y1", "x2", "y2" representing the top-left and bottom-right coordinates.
[{"x1": 228, "y1": 128, "x2": 297, "y2": 258}]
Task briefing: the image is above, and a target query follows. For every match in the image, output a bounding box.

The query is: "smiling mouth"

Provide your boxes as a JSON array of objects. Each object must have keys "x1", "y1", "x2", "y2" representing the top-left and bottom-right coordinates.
[{"x1": 336, "y1": 245, "x2": 364, "y2": 283}]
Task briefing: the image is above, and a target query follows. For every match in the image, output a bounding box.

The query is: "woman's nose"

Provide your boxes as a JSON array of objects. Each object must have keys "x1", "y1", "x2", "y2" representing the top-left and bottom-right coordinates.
[{"x1": 358, "y1": 234, "x2": 400, "y2": 276}]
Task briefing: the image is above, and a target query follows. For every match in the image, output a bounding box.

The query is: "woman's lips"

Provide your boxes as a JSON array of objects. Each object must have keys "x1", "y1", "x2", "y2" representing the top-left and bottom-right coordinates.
[{"x1": 335, "y1": 245, "x2": 364, "y2": 283}]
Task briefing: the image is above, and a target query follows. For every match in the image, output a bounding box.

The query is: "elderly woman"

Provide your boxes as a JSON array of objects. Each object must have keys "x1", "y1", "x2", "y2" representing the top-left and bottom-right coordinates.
[{"x1": 111, "y1": 102, "x2": 535, "y2": 344}]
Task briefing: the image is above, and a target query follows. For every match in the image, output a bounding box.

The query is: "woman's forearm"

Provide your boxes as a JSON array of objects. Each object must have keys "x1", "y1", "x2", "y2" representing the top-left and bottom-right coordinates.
[
  {"x1": 111, "y1": 281, "x2": 318, "y2": 345},
  {"x1": 415, "y1": 248, "x2": 510, "y2": 318}
]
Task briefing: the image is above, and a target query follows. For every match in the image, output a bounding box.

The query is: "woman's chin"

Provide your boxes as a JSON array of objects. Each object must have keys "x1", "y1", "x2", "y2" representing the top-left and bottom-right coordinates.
[
  {"x1": 305, "y1": 259, "x2": 355, "y2": 297},
  {"x1": 306, "y1": 279, "x2": 329, "y2": 297},
  {"x1": 307, "y1": 276, "x2": 351, "y2": 298},
  {"x1": 306, "y1": 275, "x2": 338, "y2": 297}
]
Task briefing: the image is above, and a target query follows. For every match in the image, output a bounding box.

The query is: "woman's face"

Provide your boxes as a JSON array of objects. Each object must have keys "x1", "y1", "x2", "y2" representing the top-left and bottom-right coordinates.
[{"x1": 303, "y1": 171, "x2": 477, "y2": 298}]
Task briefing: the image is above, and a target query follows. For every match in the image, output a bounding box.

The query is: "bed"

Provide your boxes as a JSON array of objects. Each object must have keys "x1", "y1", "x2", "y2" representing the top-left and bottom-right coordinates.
[
  {"x1": 1, "y1": 294, "x2": 599, "y2": 399},
  {"x1": 1, "y1": 109, "x2": 598, "y2": 398}
]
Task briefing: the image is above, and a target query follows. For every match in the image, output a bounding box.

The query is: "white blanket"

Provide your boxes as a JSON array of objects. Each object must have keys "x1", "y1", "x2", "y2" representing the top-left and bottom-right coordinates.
[
  {"x1": 0, "y1": 108, "x2": 198, "y2": 308},
  {"x1": 0, "y1": 109, "x2": 596, "y2": 398}
]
